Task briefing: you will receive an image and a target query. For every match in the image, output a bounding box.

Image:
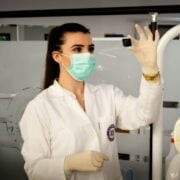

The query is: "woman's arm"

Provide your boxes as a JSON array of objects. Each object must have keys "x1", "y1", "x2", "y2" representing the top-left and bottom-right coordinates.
[
  {"x1": 114, "y1": 77, "x2": 162, "y2": 130},
  {"x1": 115, "y1": 24, "x2": 162, "y2": 130}
]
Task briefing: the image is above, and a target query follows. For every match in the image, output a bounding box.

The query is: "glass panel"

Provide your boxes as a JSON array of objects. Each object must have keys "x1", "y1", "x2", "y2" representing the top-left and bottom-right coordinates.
[
  {"x1": 89, "y1": 38, "x2": 141, "y2": 96},
  {"x1": 0, "y1": 41, "x2": 46, "y2": 93},
  {"x1": 0, "y1": 39, "x2": 153, "y2": 180}
]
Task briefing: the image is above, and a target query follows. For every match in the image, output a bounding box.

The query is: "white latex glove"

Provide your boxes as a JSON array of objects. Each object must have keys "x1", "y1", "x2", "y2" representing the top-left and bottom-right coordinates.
[
  {"x1": 64, "y1": 151, "x2": 109, "y2": 172},
  {"x1": 127, "y1": 24, "x2": 160, "y2": 76}
]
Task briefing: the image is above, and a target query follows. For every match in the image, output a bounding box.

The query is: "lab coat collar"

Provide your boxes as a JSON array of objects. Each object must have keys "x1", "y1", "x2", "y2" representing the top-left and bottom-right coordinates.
[{"x1": 47, "y1": 80, "x2": 100, "y2": 98}]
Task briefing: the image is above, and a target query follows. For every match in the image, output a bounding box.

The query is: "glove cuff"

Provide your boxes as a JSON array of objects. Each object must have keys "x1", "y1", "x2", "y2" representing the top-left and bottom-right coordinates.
[{"x1": 143, "y1": 71, "x2": 160, "y2": 81}]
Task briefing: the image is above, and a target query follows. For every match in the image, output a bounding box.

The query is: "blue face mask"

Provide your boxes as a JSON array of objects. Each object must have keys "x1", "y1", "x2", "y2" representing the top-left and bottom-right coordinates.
[{"x1": 65, "y1": 53, "x2": 96, "y2": 81}]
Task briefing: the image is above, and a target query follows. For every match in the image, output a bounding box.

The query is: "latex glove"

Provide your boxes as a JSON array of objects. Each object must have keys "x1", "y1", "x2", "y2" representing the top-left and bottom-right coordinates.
[
  {"x1": 127, "y1": 24, "x2": 160, "y2": 76},
  {"x1": 64, "y1": 151, "x2": 109, "y2": 172}
]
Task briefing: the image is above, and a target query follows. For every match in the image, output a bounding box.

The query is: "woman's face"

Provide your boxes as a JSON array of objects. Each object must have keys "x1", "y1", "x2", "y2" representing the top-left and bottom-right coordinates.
[{"x1": 53, "y1": 32, "x2": 95, "y2": 68}]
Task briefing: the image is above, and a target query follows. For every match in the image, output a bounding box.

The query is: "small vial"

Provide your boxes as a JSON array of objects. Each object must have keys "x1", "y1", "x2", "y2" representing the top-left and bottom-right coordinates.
[
  {"x1": 122, "y1": 38, "x2": 132, "y2": 47},
  {"x1": 149, "y1": 12, "x2": 158, "y2": 41}
]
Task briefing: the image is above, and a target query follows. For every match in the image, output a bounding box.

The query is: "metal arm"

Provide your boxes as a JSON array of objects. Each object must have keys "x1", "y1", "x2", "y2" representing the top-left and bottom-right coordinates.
[{"x1": 153, "y1": 24, "x2": 180, "y2": 180}]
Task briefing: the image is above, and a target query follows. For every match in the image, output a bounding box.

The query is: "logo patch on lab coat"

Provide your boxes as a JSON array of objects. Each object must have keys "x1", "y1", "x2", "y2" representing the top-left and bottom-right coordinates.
[{"x1": 107, "y1": 124, "x2": 115, "y2": 141}]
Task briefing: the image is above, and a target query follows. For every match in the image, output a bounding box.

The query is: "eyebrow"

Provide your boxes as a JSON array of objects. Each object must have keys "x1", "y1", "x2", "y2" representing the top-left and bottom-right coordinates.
[{"x1": 70, "y1": 44, "x2": 95, "y2": 48}]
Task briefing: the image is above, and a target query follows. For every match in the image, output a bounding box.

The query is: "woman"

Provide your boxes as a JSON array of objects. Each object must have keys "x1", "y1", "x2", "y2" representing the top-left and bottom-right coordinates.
[{"x1": 19, "y1": 23, "x2": 162, "y2": 180}]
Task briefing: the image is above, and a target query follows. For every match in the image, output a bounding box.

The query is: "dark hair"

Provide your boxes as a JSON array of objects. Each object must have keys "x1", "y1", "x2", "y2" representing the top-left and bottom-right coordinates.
[{"x1": 43, "y1": 23, "x2": 90, "y2": 89}]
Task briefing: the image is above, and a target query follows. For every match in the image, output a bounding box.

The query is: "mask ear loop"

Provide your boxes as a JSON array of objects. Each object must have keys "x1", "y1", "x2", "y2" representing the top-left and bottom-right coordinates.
[
  {"x1": 55, "y1": 52, "x2": 69, "y2": 82},
  {"x1": 58, "y1": 52, "x2": 72, "y2": 70}
]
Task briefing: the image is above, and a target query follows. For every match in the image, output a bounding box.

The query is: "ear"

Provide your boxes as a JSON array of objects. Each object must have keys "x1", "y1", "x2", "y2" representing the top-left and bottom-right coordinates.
[{"x1": 52, "y1": 51, "x2": 62, "y2": 64}]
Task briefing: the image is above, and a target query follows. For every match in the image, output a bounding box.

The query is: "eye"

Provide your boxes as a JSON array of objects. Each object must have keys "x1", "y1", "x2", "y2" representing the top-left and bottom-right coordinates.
[
  {"x1": 72, "y1": 47, "x2": 82, "y2": 53},
  {"x1": 89, "y1": 46, "x2": 94, "y2": 53}
]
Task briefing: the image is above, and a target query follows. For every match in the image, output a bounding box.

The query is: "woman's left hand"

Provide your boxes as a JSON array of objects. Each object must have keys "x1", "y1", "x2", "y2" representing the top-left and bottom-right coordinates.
[{"x1": 127, "y1": 24, "x2": 160, "y2": 75}]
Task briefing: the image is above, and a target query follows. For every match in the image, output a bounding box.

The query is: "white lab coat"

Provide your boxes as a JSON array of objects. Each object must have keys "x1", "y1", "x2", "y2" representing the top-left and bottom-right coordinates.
[{"x1": 19, "y1": 78, "x2": 162, "y2": 180}]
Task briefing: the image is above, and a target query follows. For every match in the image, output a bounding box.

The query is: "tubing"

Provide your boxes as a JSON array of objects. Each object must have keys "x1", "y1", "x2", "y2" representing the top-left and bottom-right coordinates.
[{"x1": 153, "y1": 24, "x2": 180, "y2": 180}]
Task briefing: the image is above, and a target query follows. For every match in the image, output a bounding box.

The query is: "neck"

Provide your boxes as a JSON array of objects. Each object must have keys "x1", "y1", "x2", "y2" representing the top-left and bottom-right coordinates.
[{"x1": 58, "y1": 70, "x2": 84, "y2": 97}]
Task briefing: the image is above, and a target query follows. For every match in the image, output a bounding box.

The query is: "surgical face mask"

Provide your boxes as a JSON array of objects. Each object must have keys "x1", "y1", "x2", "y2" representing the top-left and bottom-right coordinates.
[{"x1": 64, "y1": 52, "x2": 96, "y2": 81}]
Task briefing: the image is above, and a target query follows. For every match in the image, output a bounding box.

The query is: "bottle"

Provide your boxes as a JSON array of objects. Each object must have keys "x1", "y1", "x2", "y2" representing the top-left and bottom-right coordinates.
[{"x1": 174, "y1": 118, "x2": 180, "y2": 153}]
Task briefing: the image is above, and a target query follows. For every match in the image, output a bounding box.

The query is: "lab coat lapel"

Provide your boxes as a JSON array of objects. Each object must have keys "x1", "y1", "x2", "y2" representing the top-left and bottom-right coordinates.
[
  {"x1": 85, "y1": 83, "x2": 97, "y2": 116},
  {"x1": 84, "y1": 83, "x2": 100, "y2": 132},
  {"x1": 47, "y1": 81, "x2": 89, "y2": 128},
  {"x1": 48, "y1": 81, "x2": 99, "y2": 129}
]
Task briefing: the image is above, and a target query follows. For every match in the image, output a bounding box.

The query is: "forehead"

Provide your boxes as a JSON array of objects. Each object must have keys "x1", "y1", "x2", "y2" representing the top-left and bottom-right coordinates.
[{"x1": 62, "y1": 32, "x2": 92, "y2": 46}]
